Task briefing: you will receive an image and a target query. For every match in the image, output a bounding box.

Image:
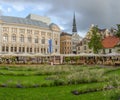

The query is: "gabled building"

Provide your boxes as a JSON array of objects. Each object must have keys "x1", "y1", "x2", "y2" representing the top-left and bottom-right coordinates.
[
  {"x1": 78, "y1": 24, "x2": 118, "y2": 54},
  {"x1": 101, "y1": 36, "x2": 120, "y2": 54},
  {"x1": 76, "y1": 38, "x2": 93, "y2": 54},
  {"x1": 85, "y1": 24, "x2": 115, "y2": 40}
]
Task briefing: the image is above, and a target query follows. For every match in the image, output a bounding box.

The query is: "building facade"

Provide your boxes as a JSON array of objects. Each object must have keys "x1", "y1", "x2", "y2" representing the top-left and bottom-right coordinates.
[
  {"x1": 60, "y1": 32, "x2": 72, "y2": 54},
  {"x1": 76, "y1": 38, "x2": 93, "y2": 54},
  {"x1": 85, "y1": 24, "x2": 115, "y2": 40},
  {"x1": 0, "y1": 14, "x2": 61, "y2": 55},
  {"x1": 77, "y1": 24, "x2": 117, "y2": 54}
]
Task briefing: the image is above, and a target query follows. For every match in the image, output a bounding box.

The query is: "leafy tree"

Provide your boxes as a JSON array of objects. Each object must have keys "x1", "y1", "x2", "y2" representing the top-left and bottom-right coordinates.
[
  {"x1": 65, "y1": 57, "x2": 70, "y2": 64},
  {"x1": 116, "y1": 24, "x2": 120, "y2": 38},
  {"x1": 74, "y1": 56, "x2": 80, "y2": 64},
  {"x1": 88, "y1": 26, "x2": 103, "y2": 54}
]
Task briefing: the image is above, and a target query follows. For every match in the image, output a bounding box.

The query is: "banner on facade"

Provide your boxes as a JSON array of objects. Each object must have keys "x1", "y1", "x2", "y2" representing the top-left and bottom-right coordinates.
[{"x1": 48, "y1": 39, "x2": 52, "y2": 53}]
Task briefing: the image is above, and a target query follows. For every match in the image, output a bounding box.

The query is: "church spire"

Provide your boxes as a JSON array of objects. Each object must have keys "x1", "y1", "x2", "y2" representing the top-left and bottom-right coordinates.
[{"x1": 72, "y1": 12, "x2": 77, "y2": 34}]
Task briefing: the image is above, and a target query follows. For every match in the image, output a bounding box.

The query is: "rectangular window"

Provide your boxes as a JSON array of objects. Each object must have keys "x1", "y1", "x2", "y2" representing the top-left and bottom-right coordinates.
[
  {"x1": 14, "y1": 47, "x2": 17, "y2": 52},
  {"x1": 20, "y1": 36, "x2": 24, "y2": 42},
  {"x1": 12, "y1": 28, "x2": 17, "y2": 33},
  {"x1": 37, "y1": 48, "x2": 39, "y2": 53},
  {"x1": 35, "y1": 37, "x2": 39, "y2": 43},
  {"x1": 12, "y1": 35, "x2": 16, "y2": 42},
  {"x1": 34, "y1": 30, "x2": 39, "y2": 35},
  {"x1": 84, "y1": 46, "x2": 86, "y2": 50},
  {"x1": 19, "y1": 47, "x2": 21, "y2": 52},
  {"x1": 22, "y1": 47, "x2": 25, "y2": 52},
  {"x1": 109, "y1": 49, "x2": 112, "y2": 53},
  {"x1": 2, "y1": 46, "x2": 5, "y2": 52},
  {"x1": 27, "y1": 47, "x2": 29, "y2": 52},
  {"x1": 30, "y1": 48, "x2": 32, "y2": 52},
  {"x1": 47, "y1": 32, "x2": 51, "y2": 37},
  {"x1": 6, "y1": 46, "x2": 9, "y2": 52},
  {"x1": 34, "y1": 48, "x2": 36, "y2": 53},
  {"x1": 55, "y1": 49, "x2": 57, "y2": 53},
  {"x1": 3, "y1": 27, "x2": 9, "y2": 32},
  {"x1": 41, "y1": 32, "x2": 45, "y2": 36},
  {"x1": 27, "y1": 29, "x2": 32, "y2": 34},
  {"x1": 3, "y1": 35, "x2": 8, "y2": 42},
  {"x1": 55, "y1": 40, "x2": 58, "y2": 45},
  {"x1": 19, "y1": 29, "x2": 25, "y2": 33},
  {"x1": 28, "y1": 37, "x2": 32, "y2": 43},
  {"x1": 11, "y1": 47, "x2": 13, "y2": 52},
  {"x1": 103, "y1": 49, "x2": 105, "y2": 54},
  {"x1": 84, "y1": 41, "x2": 86, "y2": 44},
  {"x1": 41, "y1": 38, "x2": 45, "y2": 44}
]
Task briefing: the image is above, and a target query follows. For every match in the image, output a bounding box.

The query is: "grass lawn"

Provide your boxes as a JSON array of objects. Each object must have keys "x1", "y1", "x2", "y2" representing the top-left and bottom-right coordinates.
[
  {"x1": 0, "y1": 65, "x2": 120, "y2": 100},
  {"x1": 0, "y1": 85, "x2": 119, "y2": 100}
]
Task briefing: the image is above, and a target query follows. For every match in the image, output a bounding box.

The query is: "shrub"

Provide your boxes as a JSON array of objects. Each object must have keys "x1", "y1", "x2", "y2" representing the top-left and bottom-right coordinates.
[
  {"x1": 1, "y1": 83, "x2": 7, "y2": 87},
  {"x1": 71, "y1": 85, "x2": 104, "y2": 95},
  {"x1": 16, "y1": 84, "x2": 23, "y2": 88},
  {"x1": 32, "y1": 84, "x2": 40, "y2": 88},
  {"x1": 41, "y1": 83, "x2": 50, "y2": 87},
  {"x1": 53, "y1": 79, "x2": 66, "y2": 86}
]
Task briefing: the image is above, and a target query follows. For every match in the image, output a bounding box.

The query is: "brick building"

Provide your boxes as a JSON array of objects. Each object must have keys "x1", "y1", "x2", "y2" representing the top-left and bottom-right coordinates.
[{"x1": 60, "y1": 32, "x2": 72, "y2": 54}]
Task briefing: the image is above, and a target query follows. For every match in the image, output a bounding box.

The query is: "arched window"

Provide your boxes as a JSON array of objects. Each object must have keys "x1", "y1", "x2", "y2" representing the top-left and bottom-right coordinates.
[
  {"x1": 55, "y1": 49, "x2": 57, "y2": 52},
  {"x1": 20, "y1": 34, "x2": 24, "y2": 42},
  {"x1": 84, "y1": 40, "x2": 86, "y2": 44},
  {"x1": 41, "y1": 37, "x2": 45, "y2": 44},
  {"x1": 28, "y1": 36, "x2": 32, "y2": 43},
  {"x1": 12, "y1": 34, "x2": 16, "y2": 42},
  {"x1": 55, "y1": 40, "x2": 58, "y2": 45},
  {"x1": 44, "y1": 48, "x2": 46, "y2": 53},
  {"x1": 35, "y1": 36, "x2": 38, "y2": 43},
  {"x1": 41, "y1": 48, "x2": 43, "y2": 53},
  {"x1": 3, "y1": 33, "x2": 8, "y2": 42}
]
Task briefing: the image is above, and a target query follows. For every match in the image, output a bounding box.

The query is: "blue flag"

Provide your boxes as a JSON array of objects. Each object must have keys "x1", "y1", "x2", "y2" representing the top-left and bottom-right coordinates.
[{"x1": 48, "y1": 39, "x2": 52, "y2": 53}]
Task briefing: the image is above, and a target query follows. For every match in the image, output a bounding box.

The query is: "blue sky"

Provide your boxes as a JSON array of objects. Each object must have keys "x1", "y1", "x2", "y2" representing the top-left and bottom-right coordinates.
[
  {"x1": 0, "y1": 0, "x2": 120, "y2": 37},
  {"x1": 0, "y1": 1, "x2": 51, "y2": 17}
]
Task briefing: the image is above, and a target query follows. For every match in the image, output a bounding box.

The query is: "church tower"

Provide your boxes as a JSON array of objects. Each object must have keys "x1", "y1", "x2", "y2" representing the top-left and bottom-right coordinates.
[
  {"x1": 71, "y1": 12, "x2": 82, "y2": 54},
  {"x1": 72, "y1": 12, "x2": 77, "y2": 34}
]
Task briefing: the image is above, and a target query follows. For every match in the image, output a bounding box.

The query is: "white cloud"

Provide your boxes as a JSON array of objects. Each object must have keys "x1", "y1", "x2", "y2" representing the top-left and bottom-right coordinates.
[
  {"x1": 0, "y1": 5, "x2": 12, "y2": 14},
  {"x1": 0, "y1": 5, "x2": 3, "y2": 12},
  {"x1": 0, "y1": 6, "x2": 4, "y2": 15},
  {"x1": 59, "y1": 25, "x2": 65, "y2": 31},
  {"x1": 12, "y1": 5, "x2": 25, "y2": 12},
  {"x1": 0, "y1": 6, "x2": 2, "y2": 10},
  {"x1": 1, "y1": 0, "x2": 120, "y2": 35},
  {"x1": 33, "y1": 3, "x2": 52, "y2": 12},
  {"x1": 7, "y1": 7, "x2": 11, "y2": 12}
]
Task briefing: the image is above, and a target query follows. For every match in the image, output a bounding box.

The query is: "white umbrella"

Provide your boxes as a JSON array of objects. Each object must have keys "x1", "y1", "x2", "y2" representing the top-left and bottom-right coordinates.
[
  {"x1": 33, "y1": 53, "x2": 44, "y2": 57},
  {"x1": 16, "y1": 53, "x2": 33, "y2": 57},
  {"x1": 106, "y1": 52, "x2": 120, "y2": 56},
  {"x1": 1, "y1": 53, "x2": 17, "y2": 57},
  {"x1": 62, "y1": 54, "x2": 77, "y2": 57},
  {"x1": 78, "y1": 53, "x2": 98, "y2": 57}
]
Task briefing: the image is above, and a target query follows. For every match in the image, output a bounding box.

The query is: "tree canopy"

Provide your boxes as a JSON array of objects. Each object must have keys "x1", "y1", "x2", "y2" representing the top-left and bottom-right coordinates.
[
  {"x1": 88, "y1": 26, "x2": 103, "y2": 54},
  {"x1": 116, "y1": 24, "x2": 120, "y2": 38}
]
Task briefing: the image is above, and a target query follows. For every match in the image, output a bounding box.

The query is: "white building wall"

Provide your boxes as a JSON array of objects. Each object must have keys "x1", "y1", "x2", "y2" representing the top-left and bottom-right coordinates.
[{"x1": 0, "y1": 23, "x2": 60, "y2": 55}]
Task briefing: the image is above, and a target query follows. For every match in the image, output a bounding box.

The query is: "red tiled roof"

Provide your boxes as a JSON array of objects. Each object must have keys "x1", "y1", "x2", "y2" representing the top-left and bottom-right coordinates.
[{"x1": 102, "y1": 36, "x2": 120, "y2": 48}]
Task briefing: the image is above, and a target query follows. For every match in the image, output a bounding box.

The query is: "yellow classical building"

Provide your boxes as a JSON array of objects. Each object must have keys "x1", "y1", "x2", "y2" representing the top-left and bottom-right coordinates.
[{"x1": 0, "y1": 14, "x2": 61, "y2": 55}]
